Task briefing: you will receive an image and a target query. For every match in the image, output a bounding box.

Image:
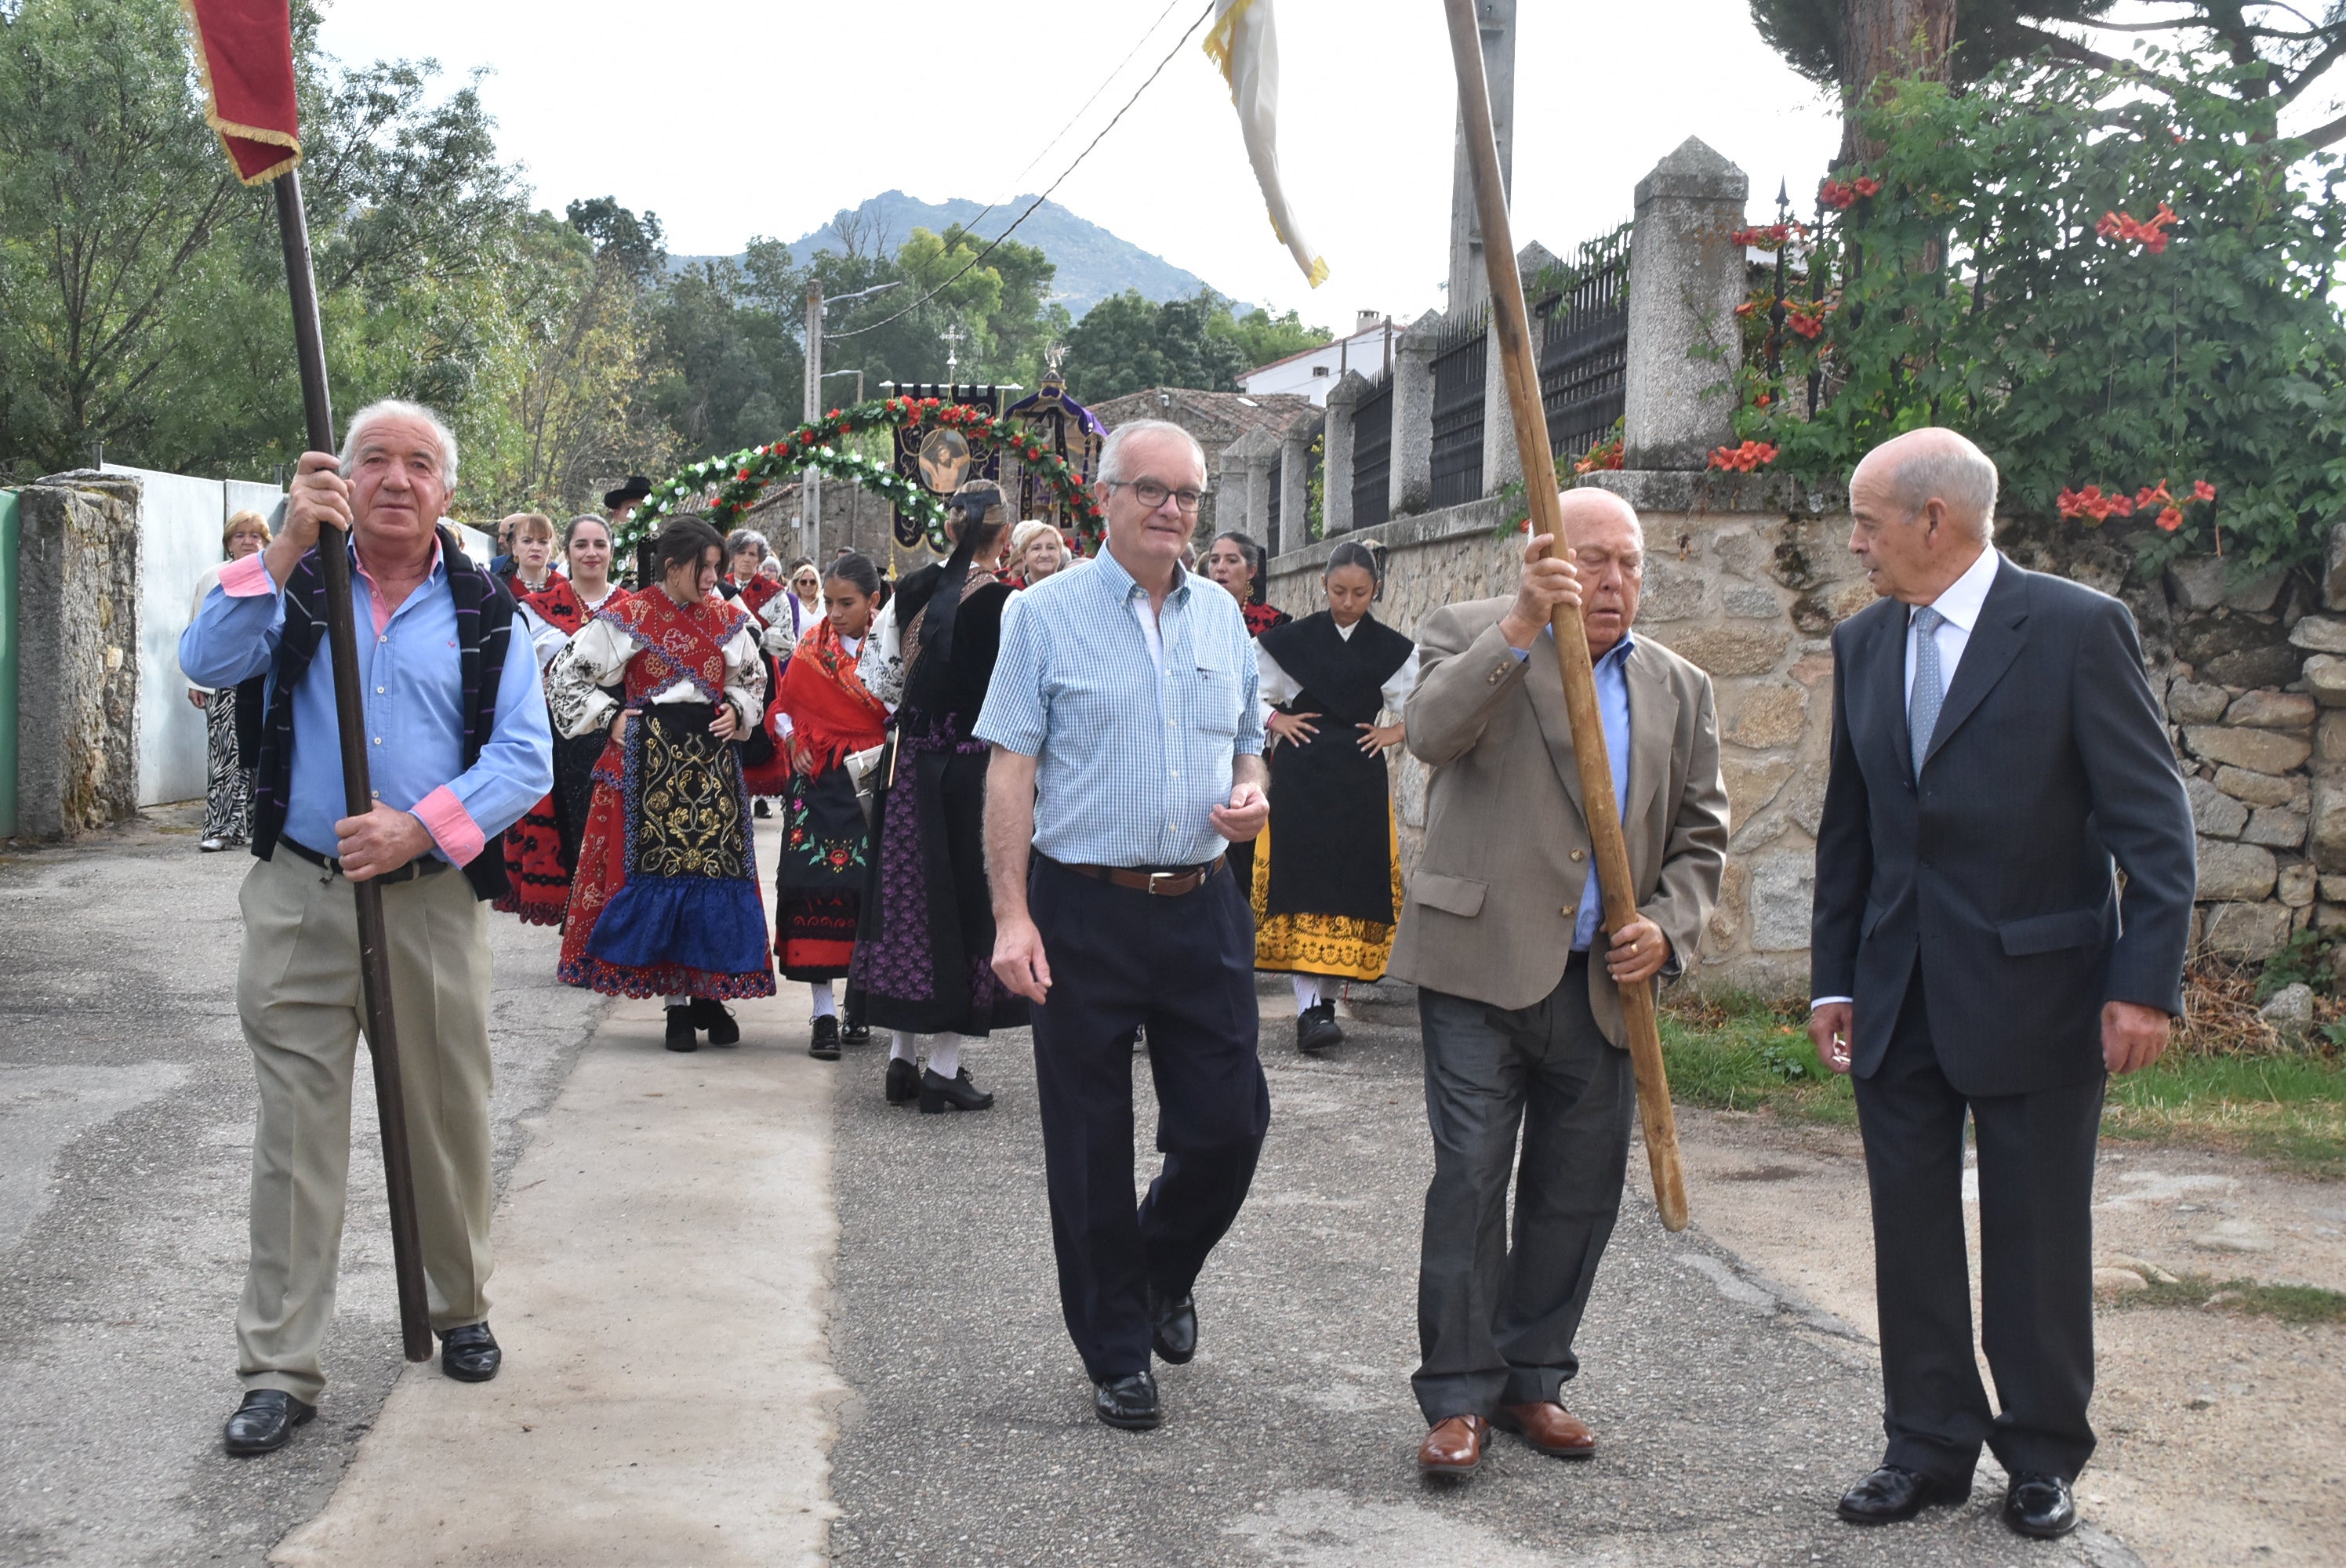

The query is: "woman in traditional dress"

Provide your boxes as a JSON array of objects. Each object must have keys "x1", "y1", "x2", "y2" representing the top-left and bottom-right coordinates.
[
  {"x1": 504, "y1": 512, "x2": 561, "y2": 598},
  {"x1": 549, "y1": 517, "x2": 775, "y2": 1050},
  {"x1": 492, "y1": 515, "x2": 628, "y2": 923},
  {"x1": 1254, "y1": 539, "x2": 1418, "y2": 1054},
  {"x1": 188, "y1": 509, "x2": 274, "y2": 851},
  {"x1": 765, "y1": 552, "x2": 889, "y2": 1061},
  {"x1": 722, "y1": 528, "x2": 786, "y2": 622},
  {"x1": 852, "y1": 480, "x2": 1026, "y2": 1112}
]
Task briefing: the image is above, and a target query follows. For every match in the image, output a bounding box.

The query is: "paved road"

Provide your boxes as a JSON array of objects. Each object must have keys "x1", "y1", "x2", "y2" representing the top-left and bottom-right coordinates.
[
  {"x1": 823, "y1": 1007, "x2": 2137, "y2": 1568},
  {"x1": 0, "y1": 806, "x2": 595, "y2": 1567}
]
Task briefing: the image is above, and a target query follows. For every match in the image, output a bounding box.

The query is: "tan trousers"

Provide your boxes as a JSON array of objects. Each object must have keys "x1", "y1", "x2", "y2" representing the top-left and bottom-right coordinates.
[{"x1": 234, "y1": 851, "x2": 496, "y2": 1403}]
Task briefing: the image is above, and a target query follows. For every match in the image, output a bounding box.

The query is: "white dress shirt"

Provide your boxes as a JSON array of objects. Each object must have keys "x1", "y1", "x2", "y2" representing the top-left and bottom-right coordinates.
[{"x1": 1813, "y1": 546, "x2": 2002, "y2": 1011}]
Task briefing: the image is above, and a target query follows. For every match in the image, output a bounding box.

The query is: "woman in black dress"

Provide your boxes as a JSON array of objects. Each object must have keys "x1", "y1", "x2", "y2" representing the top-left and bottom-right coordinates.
[
  {"x1": 852, "y1": 481, "x2": 1027, "y2": 1112},
  {"x1": 1253, "y1": 539, "x2": 1418, "y2": 1054}
]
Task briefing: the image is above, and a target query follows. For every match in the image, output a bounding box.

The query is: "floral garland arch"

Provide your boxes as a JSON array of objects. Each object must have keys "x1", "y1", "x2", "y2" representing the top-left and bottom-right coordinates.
[{"x1": 619, "y1": 394, "x2": 1105, "y2": 557}]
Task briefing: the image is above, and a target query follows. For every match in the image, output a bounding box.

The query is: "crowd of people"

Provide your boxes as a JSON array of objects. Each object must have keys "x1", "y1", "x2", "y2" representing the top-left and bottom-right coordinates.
[{"x1": 181, "y1": 399, "x2": 2193, "y2": 1550}]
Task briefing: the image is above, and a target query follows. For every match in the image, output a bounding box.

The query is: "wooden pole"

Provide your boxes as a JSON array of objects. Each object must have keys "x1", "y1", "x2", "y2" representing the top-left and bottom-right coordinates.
[
  {"x1": 1440, "y1": 0, "x2": 1689, "y2": 1232},
  {"x1": 272, "y1": 169, "x2": 438, "y2": 1359}
]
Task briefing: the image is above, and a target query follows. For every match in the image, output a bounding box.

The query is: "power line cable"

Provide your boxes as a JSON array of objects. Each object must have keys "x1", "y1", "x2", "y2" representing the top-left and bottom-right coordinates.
[{"x1": 827, "y1": 0, "x2": 1213, "y2": 342}]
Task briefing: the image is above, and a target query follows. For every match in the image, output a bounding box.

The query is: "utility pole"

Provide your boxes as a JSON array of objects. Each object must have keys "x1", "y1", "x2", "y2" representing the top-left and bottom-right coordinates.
[{"x1": 801, "y1": 278, "x2": 901, "y2": 556}]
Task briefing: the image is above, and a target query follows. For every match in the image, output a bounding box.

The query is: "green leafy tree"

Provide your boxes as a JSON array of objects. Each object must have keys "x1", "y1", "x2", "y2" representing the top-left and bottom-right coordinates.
[
  {"x1": 1734, "y1": 56, "x2": 2346, "y2": 575},
  {"x1": 1060, "y1": 289, "x2": 1269, "y2": 401},
  {"x1": 1212, "y1": 306, "x2": 1334, "y2": 371}
]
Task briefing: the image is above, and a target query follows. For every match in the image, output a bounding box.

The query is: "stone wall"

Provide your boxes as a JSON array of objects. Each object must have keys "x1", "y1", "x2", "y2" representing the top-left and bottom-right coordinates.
[
  {"x1": 14, "y1": 472, "x2": 142, "y2": 840},
  {"x1": 1266, "y1": 473, "x2": 1859, "y2": 996}
]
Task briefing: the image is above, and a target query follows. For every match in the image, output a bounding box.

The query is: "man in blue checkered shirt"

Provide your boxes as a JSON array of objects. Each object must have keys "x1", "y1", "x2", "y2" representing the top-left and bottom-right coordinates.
[{"x1": 977, "y1": 419, "x2": 1271, "y2": 1433}]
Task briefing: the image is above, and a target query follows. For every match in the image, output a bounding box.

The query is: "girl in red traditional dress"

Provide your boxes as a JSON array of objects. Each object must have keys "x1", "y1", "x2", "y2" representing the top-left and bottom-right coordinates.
[
  {"x1": 548, "y1": 518, "x2": 775, "y2": 1050},
  {"x1": 493, "y1": 514, "x2": 632, "y2": 924},
  {"x1": 764, "y1": 551, "x2": 890, "y2": 1061}
]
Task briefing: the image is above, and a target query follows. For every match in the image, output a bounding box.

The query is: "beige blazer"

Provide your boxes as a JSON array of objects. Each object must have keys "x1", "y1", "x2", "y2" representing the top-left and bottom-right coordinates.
[{"x1": 1385, "y1": 598, "x2": 1729, "y2": 1041}]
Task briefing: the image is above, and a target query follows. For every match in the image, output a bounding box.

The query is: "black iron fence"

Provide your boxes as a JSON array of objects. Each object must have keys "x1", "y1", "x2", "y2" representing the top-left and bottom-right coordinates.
[
  {"x1": 1430, "y1": 308, "x2": 1487, "y2": 510},
  {"x1": 1351, "y1": 369, "x2": 1392, "y2": 530},
  {"x1": 1534, "y1": 223, "x2": 1631, "y2": 463},
  {"x1": 1266, "y1": 448, "x2": 1282, "y2": 543}
]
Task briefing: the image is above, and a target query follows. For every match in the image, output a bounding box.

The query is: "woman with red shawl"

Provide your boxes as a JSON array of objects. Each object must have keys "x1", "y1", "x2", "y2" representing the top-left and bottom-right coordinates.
[
  {"x1": 764, "y1": 551, "x2": 891, "y2": 1059},
  {"x1": 494, "y1": 514, "x2": 627, "y2": 925}
]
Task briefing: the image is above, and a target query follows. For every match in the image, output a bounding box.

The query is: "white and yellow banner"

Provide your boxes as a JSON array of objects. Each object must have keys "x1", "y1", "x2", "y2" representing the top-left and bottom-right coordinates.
[{"x1": 1204, "y1": 0, "x2": 1329, "y2": 289}]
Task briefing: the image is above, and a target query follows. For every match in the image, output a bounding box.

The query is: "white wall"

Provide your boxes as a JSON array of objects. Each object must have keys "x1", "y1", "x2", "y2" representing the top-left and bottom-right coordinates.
[{"x1": 107, "y1": 465, "x2": 285, "y2": 806}]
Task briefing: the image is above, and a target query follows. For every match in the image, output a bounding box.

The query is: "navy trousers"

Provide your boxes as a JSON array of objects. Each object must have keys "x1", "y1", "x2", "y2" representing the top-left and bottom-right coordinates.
[
  {"x1": 1029, "y1": 855, "x2": 1271, "y2": 1381},
  {"x1": 1854, "y1": 966, "x2": 2105, "y2": 1485}
]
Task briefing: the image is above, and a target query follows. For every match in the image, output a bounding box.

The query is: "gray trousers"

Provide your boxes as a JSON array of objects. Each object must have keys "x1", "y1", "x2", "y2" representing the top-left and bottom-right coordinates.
[
  {"x1": 1412, "y1": 956, "x2": 1635, "y2": 1423},
  {"x1": 234, "y1": 851, "x2": 496, "y2": 1403}
]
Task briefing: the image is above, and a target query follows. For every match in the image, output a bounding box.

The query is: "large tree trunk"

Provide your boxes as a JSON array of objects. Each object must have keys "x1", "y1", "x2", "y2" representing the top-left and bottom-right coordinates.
[{"x1": 1839, "y1": 0, "x2": 1959, "y2": 162}]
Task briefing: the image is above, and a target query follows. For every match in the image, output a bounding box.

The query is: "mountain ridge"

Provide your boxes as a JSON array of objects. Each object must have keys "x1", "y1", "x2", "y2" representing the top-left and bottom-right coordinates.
[{"x1": 676, "y1": 191, "x2": 1244, "y2": 320}]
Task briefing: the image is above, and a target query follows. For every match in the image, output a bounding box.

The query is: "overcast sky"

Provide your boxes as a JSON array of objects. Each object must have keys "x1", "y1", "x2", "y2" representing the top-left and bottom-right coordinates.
[{"x1": 316, "y1": 0, "x2": 1846, "y2": 335}]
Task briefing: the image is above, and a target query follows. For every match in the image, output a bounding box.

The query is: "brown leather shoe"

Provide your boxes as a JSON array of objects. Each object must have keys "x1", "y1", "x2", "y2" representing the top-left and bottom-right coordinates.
[
  {"x1": 1497, "y1": 1400, "x2": 1596, "y2": 1458},
  {"x1": 1416, "y1": 1414, "x2": 1492, "y2": 1476}
]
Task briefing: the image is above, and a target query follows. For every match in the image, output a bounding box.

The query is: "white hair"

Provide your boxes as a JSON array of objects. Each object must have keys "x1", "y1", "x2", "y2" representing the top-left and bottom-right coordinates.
[
  {"x1": 1010, "y1": 519, "x2": 1066, "y2": 564},
  {"x1": 1099, "y1": 419, "x2": 1207, "y2": 486},
  {"x1": 1876, "y1": 430, "x2": 1999, "y2": 541},
  {"x1": 339, "y1": 398, "x2": 460, "y2": 492}
]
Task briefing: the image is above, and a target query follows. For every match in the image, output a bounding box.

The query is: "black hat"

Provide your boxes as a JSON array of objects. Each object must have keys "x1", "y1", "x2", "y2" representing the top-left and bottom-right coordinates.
[{"x1": 603, "y1": 475, "x2": 652, "y2": 509}]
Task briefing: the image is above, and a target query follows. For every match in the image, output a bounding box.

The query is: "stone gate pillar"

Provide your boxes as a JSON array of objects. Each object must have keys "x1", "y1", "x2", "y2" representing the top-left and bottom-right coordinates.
[
  {"x1": 1278, "y1": 422, "x2": 1316, "y2": 557},
  {"x1": 16, "y1": 472, "x2": 143, "y2": 840},
  {"x1": 1390, "y1": 310, "x2": 1442, "y2": 518},
  {"x1": 1623, "y1": 137, "x2": 1749, "y2": 470},
  {"x1": 1321, "y1": 373, "x2": 1365, "y2": 537}
]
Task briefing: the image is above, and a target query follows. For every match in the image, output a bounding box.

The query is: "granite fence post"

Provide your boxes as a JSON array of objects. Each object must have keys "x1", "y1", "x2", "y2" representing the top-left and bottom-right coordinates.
[
  {"x1": 1482, "y1": 240, "x2": 1560, "y2": 496},
  {"x1": 1279, "y1": 420, "x2": 1316, "y2": 557},
  {"x1": 1623, "y1": 136, "x2": 1749, "y2": 470},
  {"x1": 1391, "y1": 309, "x2": 1442, "y2": 517},
  {"x1": 1321, "y1": 374, "x2": 1363, "y2": 537},
  {"x1": 16, "y1": 471, "x2": 143, "y2": 840}
]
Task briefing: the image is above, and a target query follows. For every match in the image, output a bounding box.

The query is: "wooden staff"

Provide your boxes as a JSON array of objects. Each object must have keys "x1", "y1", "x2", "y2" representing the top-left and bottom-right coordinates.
[
  {"x1": 1440, "y1": 0, "x2": 1689, "y2": 1231},
  {"x1": 272, "y1": 169, "x2": 437, "y2": 1359}
]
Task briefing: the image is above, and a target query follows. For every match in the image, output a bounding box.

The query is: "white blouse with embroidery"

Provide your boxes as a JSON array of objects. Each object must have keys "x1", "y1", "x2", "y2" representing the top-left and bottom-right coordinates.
[
  {"x1": 1255, "y1": 618, "x2": 1421, "y2": 731},
  {"x1": 545, "y1": 606, "x2": 766, "y2": 741}
]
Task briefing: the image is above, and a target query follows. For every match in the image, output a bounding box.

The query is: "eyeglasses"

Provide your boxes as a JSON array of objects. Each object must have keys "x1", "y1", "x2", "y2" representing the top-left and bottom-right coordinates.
[{"x1": 1108, "y1": 479, "x2": 1207, "y2": 514}]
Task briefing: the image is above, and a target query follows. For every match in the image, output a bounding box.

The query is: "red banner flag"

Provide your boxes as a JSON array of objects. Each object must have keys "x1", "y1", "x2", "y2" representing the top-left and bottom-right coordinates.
[{"x1": 183, "y1": 0, "x2": 300, "y2": 185}]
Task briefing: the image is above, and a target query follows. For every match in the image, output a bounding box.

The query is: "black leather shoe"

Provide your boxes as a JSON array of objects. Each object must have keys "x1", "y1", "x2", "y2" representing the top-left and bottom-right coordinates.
[
  {"x1": 665, "y1": 1007, "x2": 698, "y2": 1052},
  {"x1": 808, "y1": 1015, "x2": 841, "y2": 1060},
  {"x1": 1093, "y1": 1370, "x2": 1162, "y2": 1430},
  {"x1": 839, "y1": 1018, "x2": 872, "y2": 1047},
  {"x1": 1296, "y1": 1000, "x2": 1343, "y2": 1054},
  {"x1": 1836, "y1": 1464, "x2": 1969, "y2": 1524},
  {"x1": 223, "y1": 1389, "x2": 314, "y2": 1456},
  {"x1": 1148, "y1": 1287, "x2": 1197, "y2": 1365},
  {"x1": 884, "y1": 1057, "x2": 921, "y2": 1105},
  {"x1": 439, "y1": 1321, "x2": 501, "y2": 1382},
  {"x1": 920, "y1": 1065, "x2": 994, "y2": 1113},
  {"x1": 2003, "y1": 1473, "x2": 2078, "y2": 1539},
  {"x1": 690, "y1": 996, "x2": 740, "y2": 1046}
]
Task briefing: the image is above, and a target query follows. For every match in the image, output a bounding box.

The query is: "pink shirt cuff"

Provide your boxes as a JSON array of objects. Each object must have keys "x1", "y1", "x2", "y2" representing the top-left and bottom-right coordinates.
[
  {"x1": 412, "y1": 786, "x2": 486, "y2": 867},
  {"x1": 220, "y1": 553, "x2": 275, "y2": 597}
]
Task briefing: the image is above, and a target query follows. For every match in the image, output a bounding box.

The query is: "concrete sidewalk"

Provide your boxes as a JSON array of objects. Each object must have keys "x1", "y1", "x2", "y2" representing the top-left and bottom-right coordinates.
[{"x1": 272, "y1": 817, "x2": 846, "y2": 1568}]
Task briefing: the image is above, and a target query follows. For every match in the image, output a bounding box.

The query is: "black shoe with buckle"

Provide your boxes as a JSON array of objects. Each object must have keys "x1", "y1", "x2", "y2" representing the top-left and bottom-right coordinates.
[
  {"x1": 223, "y1": 1389, "x2": 314, "y2": 1456},
  {"x1": 1093, "y1": 1370, "x2": 1162, "y2": 1431},
  {"x1": 920, "y1": 1066, "x2": 994, "y2": 1114},
  {"x1": 2003, "y1": 1472, "x2": 2079, "y2": 1539},
  {"x1": 689, "y1": 996, "x2": 739, "y2": 1047},
  {"x1": 1296, "y1": 1000, "x2": 1343, "y2": 1054},
  {"x1": 665, "y1": 1007, "x2": 698, "y2": 1051},
  {"x1": 808, "y1": 1014, "x2": 841, "y2": 1060},
  {"x1": 438, "y1": 1321, "x2": 501, "y2": 1382},
  {"x1": 839, "y1": 1014, "x2": 872, "y2": 1047}
]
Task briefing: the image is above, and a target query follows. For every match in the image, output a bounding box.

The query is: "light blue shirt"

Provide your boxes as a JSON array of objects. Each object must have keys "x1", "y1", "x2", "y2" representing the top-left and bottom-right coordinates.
[
  {"x1": 1514, "y1": 629, "x2": 1635, "y2": 951},
  {"x1": 976, "y1": 550, "x2": 1263, "y2": 869},
  {"x1": 178, "y1": 543, "x2": 552, "y2": 864}
]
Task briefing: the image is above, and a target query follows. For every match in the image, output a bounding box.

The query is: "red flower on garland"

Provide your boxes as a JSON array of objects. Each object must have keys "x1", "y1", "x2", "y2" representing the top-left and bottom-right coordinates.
[{"x1": 1709, "y1": 441, "x2": 1778, "y2": 473}]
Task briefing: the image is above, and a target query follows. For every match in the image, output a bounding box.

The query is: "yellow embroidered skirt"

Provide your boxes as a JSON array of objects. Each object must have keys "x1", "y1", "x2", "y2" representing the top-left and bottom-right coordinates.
[{"x1": 1250, "y1": 809, "x2": 1404, "y2": 981}]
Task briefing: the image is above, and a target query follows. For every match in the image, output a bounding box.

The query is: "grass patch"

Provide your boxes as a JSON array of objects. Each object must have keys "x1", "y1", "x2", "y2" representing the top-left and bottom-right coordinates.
[
  {"x1": 2111, "y1": 1271, "x2": 2346, "y2": 1326},
  {"x1": 1662, "y1": 990, "x2": 2346, "y2": 1173}
]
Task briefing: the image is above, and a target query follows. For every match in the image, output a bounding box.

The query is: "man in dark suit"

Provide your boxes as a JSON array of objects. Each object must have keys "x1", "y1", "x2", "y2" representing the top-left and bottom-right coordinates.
[{"x1": 1809, "y1": 428, "x2": 2195, "y2": 1541}]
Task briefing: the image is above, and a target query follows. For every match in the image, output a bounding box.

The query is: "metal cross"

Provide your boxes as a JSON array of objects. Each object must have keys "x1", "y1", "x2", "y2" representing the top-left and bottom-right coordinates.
[{"x1": 940, "y1": 323, "x2": 964, "y2": 383}]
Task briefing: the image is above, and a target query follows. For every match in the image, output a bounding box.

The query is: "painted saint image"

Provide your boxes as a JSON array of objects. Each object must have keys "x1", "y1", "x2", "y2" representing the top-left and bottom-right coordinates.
[{"x1": 917, "y1": 428, "x2": 971, "y2": 493}]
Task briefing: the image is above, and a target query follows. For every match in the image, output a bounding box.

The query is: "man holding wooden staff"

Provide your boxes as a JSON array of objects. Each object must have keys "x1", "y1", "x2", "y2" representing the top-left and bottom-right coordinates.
[
  {"x1": 1390, "y1": 488, "x2": 1727, "y2": 1477},
  {"x1": 180, "y1": 399, "x2": 552, "y2": 1456}
]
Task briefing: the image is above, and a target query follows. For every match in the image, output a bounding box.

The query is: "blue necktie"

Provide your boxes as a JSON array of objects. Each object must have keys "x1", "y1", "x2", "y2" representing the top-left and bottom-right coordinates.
[{"x1": 1910, "y1": 605, "x2": 1945, "y2": 776}]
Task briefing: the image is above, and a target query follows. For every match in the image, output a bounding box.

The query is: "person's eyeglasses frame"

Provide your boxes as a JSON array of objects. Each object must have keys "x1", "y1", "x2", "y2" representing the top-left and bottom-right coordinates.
[{"x1": 1106, "y1": 478, "x2": 1208, "y2": 514}]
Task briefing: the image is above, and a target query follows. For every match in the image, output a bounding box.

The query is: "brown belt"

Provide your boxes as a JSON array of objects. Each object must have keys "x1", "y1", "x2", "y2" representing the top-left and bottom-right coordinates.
[{"x1": 1050, "y1": 854, "x2": 1226, "y2": 897}]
